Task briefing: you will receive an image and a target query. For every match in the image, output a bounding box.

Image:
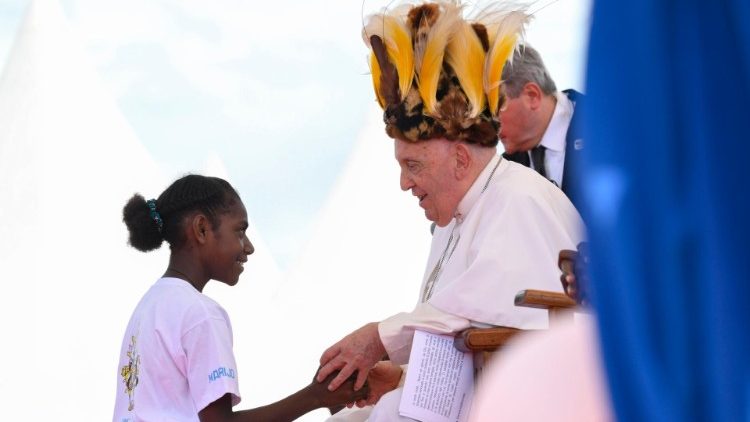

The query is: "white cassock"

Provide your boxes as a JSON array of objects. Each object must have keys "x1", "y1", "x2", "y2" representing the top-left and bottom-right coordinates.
[{"x1": 329, "y1": 154, "x2": 585, "y2": 421}]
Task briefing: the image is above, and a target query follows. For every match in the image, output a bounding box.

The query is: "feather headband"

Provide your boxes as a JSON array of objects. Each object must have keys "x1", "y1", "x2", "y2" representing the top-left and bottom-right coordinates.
[{"x1": 362, "y1": 0, "x2": 529, "y2": 146}]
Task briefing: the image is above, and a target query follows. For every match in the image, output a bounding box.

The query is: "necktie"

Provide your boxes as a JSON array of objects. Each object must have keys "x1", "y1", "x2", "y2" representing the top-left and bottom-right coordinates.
[
  {"x1": 530, "y1": 145, "x2": 547, "y2": 178},
  {"x1": 509, "y1": 151, "x2": 530, "y2": 166}
]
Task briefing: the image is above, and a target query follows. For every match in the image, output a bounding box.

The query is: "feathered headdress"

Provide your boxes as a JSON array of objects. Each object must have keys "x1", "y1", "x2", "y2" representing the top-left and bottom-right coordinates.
[{"x1": 363, "y1": 1, "x2": 529, "y2": 146}]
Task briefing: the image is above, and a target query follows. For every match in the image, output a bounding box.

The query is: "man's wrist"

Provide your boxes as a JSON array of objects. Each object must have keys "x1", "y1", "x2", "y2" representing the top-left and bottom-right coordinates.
[{"x1": 367, "y1": 321, "x2": 387, "y2": 358}]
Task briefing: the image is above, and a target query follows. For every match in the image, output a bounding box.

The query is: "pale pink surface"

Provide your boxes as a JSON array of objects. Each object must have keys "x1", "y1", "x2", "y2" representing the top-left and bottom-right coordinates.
[{"x1": 469, "y1": 316, "x2": 614, "y2": 422}]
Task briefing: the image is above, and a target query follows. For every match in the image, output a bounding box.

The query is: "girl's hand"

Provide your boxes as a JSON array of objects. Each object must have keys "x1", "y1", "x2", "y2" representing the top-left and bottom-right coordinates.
[{"x1": 311, "y1": 367, "x2": 370, "y2": 409}]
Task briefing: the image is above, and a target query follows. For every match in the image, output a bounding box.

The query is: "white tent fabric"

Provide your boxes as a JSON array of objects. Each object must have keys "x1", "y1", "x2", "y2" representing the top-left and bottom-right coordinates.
[{"x1": 0, "y1": 0, "x2": 167, "y2": 419}]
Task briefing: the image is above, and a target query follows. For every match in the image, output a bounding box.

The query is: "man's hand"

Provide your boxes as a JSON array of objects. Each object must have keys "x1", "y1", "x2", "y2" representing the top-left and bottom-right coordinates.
[
  {"x1": 558, "y1": 250, "x2": 578, "y2": 299},
  {"x1": 351, "y1": 360, "x2": 402, "y2": 408},
  {"x1": 317, "y1": 322, "x2": 386, "y2": 391}
]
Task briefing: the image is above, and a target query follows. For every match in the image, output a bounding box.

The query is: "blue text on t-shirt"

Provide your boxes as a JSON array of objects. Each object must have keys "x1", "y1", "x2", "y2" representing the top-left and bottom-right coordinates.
[{"x1": 208, "y1": 366, "x2": 236, "y2": 383}]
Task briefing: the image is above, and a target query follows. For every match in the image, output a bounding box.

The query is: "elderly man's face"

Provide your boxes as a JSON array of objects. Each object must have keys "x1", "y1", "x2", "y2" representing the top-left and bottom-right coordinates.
[
  {"x1": 497, "y1": 95, "x2": 533, "y2": 154},
  {"x1": 395, "y1": 138, "x2": 463, "y2": 227}
]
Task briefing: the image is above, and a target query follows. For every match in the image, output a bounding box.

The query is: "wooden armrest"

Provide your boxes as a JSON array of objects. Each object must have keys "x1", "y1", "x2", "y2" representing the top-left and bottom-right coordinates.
[
  {"x1": 514, "y1": 289, "x2": 576, "y2": 310},
  {"x1": 454, "y1": 327, "x2": 521, "y2": 352}
]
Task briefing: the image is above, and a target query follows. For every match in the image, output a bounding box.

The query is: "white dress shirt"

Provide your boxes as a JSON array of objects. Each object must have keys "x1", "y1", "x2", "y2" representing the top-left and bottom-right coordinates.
[{"x1": 532, "y1": 91, "x2": 574, "y2": 187}]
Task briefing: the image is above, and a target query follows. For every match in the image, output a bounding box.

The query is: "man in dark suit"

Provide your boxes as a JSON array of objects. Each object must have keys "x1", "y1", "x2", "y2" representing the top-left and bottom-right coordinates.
[{"x1": 499, "y1": 45, "x2": 585, "y2": 208}]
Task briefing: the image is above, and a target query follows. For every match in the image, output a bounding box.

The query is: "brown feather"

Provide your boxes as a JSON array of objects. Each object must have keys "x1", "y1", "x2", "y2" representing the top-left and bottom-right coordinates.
[
  {"x1": 407, "y1": 3, "x2": 440, "y2": 33},
  {"x1": 471, "y1": 23, "x2": 490, "y2": 52},
  {"x1": 408, "y1": 3, "x2": 440, "y2": 67},
  {"x1": 370, "y1": 35, "x2": 400, "y2": 106}
]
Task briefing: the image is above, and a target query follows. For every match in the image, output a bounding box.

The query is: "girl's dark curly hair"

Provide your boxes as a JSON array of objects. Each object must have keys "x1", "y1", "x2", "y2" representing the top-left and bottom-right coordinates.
[{"x1": 122, "y1": 174, "x2": 240, "y2": 252}]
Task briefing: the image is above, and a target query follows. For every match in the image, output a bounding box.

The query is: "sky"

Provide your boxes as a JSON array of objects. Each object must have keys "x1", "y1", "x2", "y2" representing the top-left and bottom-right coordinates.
[
  {"x1": 0, "y1": 0, "x2": 591, "y2": 419},
  {"x1": 0, "y1": 0, "x2": 591, "y2": 269}
]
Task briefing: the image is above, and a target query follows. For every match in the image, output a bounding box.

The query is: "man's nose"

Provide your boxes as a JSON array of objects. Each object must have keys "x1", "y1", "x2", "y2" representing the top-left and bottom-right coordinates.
[
  {"x1": 245, "y1": 237, "x2": 255, "y2": 255},
  {"x1": 400, "y1": 171, "x2": 413, "y2": 191}
]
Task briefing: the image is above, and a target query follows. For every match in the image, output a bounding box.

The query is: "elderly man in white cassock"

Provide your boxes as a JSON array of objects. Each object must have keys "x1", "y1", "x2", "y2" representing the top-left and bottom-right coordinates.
[{"x1": 317, "y1": 2, "x2": 585, "y2": 421}]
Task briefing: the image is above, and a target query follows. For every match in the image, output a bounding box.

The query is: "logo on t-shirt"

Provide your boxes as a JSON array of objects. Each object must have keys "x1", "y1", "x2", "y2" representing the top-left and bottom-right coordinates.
[
  {"x1": 120, "y1": 334, "x2": 141, "y2": 411},
  {"x1": 208, "y1": 366, "x2": 236, "y2": 383}
]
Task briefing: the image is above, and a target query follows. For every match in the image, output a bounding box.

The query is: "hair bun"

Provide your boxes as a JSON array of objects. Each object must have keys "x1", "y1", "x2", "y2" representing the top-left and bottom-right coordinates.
[{"x1": 122, "y1": 193, "x2": 164, "y2": 252}]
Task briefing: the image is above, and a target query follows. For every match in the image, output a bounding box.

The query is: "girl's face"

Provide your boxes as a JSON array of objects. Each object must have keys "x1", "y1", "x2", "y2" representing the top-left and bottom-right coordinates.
[{"x1": 206, "y1": 200, "x2": 254, "y2": 285}]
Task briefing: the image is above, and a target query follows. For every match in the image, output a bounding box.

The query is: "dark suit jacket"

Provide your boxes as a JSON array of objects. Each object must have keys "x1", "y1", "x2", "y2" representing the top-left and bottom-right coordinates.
[{"x1": 502, "y1": 89, "x2": 585, "y2": 209}]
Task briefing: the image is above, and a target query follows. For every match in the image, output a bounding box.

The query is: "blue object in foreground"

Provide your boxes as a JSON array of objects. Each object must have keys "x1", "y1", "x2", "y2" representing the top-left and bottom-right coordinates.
[{"x1": 581, "y1": 0, "x2": 750, "y2": 420}]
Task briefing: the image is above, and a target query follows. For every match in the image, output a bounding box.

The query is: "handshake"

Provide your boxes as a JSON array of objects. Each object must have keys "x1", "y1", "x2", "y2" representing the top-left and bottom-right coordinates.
[{"x1": 309, "y1": 361, "x2": 403, "y2": 414}]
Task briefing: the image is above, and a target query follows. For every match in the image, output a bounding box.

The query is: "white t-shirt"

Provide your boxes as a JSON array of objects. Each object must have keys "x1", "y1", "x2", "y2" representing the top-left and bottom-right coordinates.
[{"x1": 113, "y1": 277, "x2": 241, "y2": 422}]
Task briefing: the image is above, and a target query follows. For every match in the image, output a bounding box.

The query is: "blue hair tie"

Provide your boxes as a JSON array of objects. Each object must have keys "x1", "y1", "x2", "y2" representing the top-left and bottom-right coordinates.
[{"x1": 146, "y1": 199, "x2": 163, "y2": 232}]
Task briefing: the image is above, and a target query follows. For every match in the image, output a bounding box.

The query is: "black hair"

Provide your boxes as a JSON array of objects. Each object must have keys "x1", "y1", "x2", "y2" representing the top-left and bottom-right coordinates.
[{"x1": 122, "y1": 174, "x2": 240, "y2": 252}]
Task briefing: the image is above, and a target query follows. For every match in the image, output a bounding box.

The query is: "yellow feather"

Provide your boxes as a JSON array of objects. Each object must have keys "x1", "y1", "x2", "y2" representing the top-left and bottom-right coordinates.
[
  {"x1": 446, "y1": 21, "x2": 486, "y2": 117},
  {"x1": 486, "y1": 33, "x2": 517, "y2": 115},
  {"x1": 369, "y1": 53, "x2": 385, "y2": 108},
  {"x1": 483, "y1": 10, "x2": 529, "y2": 115},
  {"x1": 383, "y1": 16, "x2": 414, "y2": 101},
  {"x1": 416, "y1": 3, "x2": 461, "y2": 115}
]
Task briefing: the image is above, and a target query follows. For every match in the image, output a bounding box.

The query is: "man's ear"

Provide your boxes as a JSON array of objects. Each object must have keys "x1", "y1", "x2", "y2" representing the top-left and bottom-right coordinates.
[
  {"x1": 522, "y1": 82, "x2": 543, "y2": 111},
  {"x1": 191, "y1": 214, "x2": 210, "y2": 245},
  {"x1": 454, "y1": 143, "x2": 472, "y2": 180}
]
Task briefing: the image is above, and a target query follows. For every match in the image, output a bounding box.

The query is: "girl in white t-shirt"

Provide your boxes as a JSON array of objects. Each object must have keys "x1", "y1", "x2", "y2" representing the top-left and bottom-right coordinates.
[{"x1": 114, "y1": 174, "x2": 366, "y2": 422}]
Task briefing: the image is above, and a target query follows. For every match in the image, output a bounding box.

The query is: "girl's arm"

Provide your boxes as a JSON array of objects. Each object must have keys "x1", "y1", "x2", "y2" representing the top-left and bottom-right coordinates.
[{"x1": 198, "y1": 370, "x2": 368, "y2": 422}]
